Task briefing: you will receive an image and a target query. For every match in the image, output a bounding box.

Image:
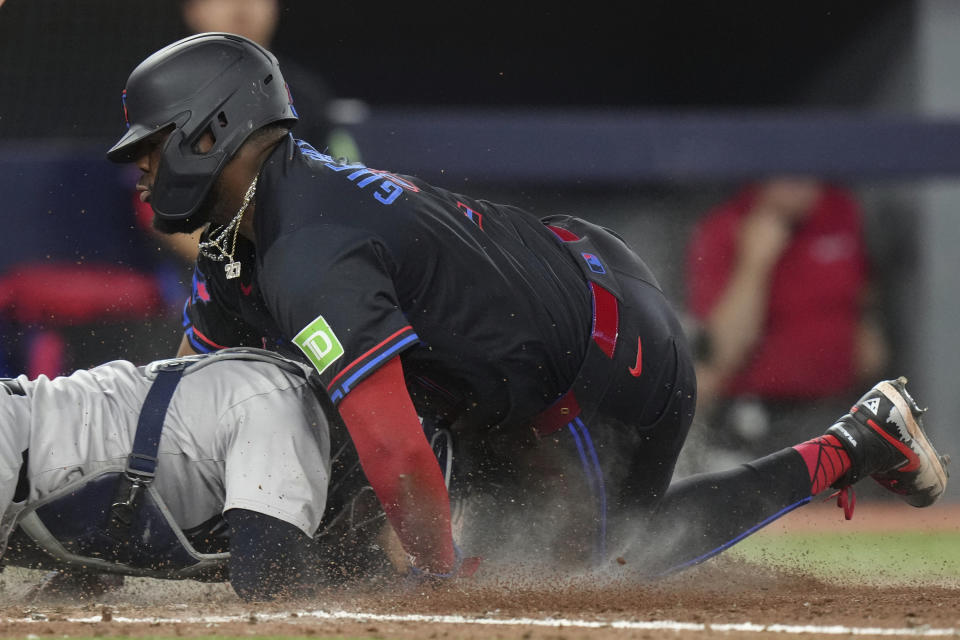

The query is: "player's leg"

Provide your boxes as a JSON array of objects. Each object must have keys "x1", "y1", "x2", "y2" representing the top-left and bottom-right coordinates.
[
  {"x1": 2, "y1": 375, "x2": 132, "y2": 599},
  {"x1": 616, "y1": 442, "x2": 813, "y2": 573},
  {"x1": 481, "y1": 288, "x2": 696, "y2": 569},
  {"x1": 0, "y1": 380, "x2": 31, "y2": 519},
  {"x1": 617, "y1": 376, "x2": 949, "y2": 575},
  {"x1": 549, "y1": 331, "x2": 695, "y2": 567},
  {"x1": 446, "y1": 420, "x2": 594, "y2": 568},
  {"x1": 590, "y1": 265, "x2": 948, "y2": 575},
  {"x1": 473, "y1": 252, "x2": 699, "y2": 568}
]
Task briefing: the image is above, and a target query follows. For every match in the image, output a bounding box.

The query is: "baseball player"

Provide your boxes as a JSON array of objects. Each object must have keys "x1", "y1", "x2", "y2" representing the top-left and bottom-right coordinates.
[
  {"x1": 0, "y1": 348, "x2": 395, "y2": 601},
  {"x1": 106, "y1": 33, "x2": 949, "y2": 576}
]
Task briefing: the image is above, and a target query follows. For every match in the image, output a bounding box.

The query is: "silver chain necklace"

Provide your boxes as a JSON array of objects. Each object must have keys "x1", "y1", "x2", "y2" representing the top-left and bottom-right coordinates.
[{"x1": 197, "y1": 176, "x2": 258, "y2": 280}]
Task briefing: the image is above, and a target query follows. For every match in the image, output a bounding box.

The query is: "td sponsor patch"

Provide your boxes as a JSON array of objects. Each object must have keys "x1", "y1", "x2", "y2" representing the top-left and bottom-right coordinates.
[{"x1": 293, "y1": 315, "x2": 344, "y2": 375}]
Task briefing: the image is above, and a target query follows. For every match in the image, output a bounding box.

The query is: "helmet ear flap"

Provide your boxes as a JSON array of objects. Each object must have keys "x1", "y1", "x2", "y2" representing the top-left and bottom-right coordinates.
[{"x1": 151, "y1": 127, "x2": 225, "y2": 220}]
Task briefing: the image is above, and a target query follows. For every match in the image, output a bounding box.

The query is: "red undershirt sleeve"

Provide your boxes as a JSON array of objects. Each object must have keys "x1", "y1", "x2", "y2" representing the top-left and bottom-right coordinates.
[{"x1": 337, "y1": 354, "x2": 456, "y2": 573}]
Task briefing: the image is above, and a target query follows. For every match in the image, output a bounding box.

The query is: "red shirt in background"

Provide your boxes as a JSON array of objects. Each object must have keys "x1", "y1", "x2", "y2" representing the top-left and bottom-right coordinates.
[{"x1": 686, "y1": 185, "x2": 869, "y2": 400}]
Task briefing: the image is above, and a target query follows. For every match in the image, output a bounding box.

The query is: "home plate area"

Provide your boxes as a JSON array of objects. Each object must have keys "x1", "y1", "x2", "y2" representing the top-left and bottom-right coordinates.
[{"x1": 0, "y1": 552, "x2": 958, "y2": 640}]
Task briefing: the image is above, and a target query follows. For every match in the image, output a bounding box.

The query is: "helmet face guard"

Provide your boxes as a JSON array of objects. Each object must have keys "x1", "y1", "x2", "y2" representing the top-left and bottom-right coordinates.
[{"x1": 107, "y1": 33, "x2": 297, "y2": 220}]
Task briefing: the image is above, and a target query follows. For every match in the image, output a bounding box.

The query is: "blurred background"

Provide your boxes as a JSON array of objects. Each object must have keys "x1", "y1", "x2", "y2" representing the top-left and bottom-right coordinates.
[{"x1": 0, "y1": 0, "x2": 958, "y2": 494}]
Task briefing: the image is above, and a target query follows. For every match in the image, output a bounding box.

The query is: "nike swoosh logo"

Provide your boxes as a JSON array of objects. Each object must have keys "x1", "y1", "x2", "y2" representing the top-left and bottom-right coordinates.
[
  {"x1": 628, "y1": 336, "x2": 642, "y2": 377},
  {"x1": 867, "y1": 418, "x2": 920, "y2": 472}
]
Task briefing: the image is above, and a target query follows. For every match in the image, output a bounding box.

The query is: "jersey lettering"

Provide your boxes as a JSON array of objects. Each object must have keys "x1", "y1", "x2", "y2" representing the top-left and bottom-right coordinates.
[
  {"x1": 295, "y1": 139, "x2": 420, "y2": 206},
  {"x1": 293, "y1": 315, "x2": 345, "y2": 375},
  {"x1": 375, "y1": 180, "x2": 404, "y2": 205},
  {"x1": 295, "y1": 139, "x2": 333, "y2": 162},
  {"x1": 323, "y1": 164, "x2": 414, "y2": 206},
  {"x1": 324, "y1": 161, "x2": 366, "y2": 173}
]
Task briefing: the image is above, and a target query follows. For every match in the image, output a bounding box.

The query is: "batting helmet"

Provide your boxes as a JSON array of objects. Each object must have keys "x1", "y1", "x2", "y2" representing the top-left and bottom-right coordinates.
[{"x1": 107, "y1": 32, "x2": 298, "y2": 220}]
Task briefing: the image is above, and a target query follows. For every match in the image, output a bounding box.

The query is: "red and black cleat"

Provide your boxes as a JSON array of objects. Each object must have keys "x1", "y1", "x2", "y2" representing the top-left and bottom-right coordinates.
[{"x1": 827, "y1": 376, "x2": 949, "y2": 508}]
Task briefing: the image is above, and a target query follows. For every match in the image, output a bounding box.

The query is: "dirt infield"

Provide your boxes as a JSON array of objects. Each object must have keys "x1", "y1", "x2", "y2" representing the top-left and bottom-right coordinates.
[
  {"x1": 1, "y1": 501, "x2": 957, "y2": 639},
  {"x1": 1, "y1": 564, "x2": 958, "y2": 639}
]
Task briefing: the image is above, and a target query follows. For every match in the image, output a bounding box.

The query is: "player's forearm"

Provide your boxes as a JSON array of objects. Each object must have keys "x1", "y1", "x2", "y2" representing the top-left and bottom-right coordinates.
[
  {"x1": 380, "y1": 448, "x2": 457, "y2": 573},
  {"x1": 348, "y1": 420, "x2": 456, "y2": 573},
  {"x1": 338, "y1": 358, "x2": 457, "y2": 573}
]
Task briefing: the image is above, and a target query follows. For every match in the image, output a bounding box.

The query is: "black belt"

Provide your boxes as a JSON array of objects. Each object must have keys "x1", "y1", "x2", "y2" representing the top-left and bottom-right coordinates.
[
  {"x1": 531, "y1": 215, "x2": 662, "y2": 436},
  {"x1": 531, "y1": 218, "x2": 622, "y2": 435}
]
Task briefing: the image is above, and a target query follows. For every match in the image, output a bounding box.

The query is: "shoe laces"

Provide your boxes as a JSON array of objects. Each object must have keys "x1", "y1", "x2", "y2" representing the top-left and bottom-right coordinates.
[{"x1": 825, "y1": 486, "x2": 856, "y2": 520}]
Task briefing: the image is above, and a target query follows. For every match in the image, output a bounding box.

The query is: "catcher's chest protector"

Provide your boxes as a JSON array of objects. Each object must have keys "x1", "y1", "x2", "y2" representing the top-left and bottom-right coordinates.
[{"x1": 11, "y1": 348, "x2": 325, "y2": 579}]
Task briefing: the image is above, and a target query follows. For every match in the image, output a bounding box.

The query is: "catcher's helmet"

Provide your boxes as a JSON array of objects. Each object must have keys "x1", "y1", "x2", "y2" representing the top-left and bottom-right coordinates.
[{"x1": 107, "y1": 33, "x2": 298, "y2": 220}]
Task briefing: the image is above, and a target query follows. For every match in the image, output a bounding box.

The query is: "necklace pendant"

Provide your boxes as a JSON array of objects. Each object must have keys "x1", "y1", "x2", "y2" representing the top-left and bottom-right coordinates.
[{"x1": 225, "y1": 261, "x2": 241, "y2": 279}]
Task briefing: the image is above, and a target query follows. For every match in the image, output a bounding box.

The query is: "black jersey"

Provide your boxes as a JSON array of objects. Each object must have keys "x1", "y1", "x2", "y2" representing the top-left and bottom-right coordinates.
[{"x1": 185, "y1": 135, "x2": 591, "y2": 430}]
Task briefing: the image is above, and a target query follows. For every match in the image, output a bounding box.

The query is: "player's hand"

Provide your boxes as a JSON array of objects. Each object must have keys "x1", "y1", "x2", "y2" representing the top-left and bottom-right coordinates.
[
  {"x1": 406, "y1": 544, "x2": 482, "y2": 583},
  {"x1": 737, "y1": 207, "x2": 794, "y2": 271},
  {"x1": 375, "y1": 517, "x2": 481, "y2": 582},
  {"x1": 756, "y1": 178, "x2": 821, "y2": 218},
  {"x1": 457, "y1": 555, "x2": 482, "y2": 577}
]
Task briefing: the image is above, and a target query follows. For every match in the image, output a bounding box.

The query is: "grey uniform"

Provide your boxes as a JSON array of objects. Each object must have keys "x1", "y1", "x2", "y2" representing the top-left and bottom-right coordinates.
[{"x1": 0, "y1": 351, "x2": 336, "y2": 578}]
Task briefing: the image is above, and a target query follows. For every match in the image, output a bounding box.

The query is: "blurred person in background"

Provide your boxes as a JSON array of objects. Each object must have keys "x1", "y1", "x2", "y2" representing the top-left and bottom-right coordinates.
[
  {"x1": 179, "y1": 0, "x2": 360, "y2": 162},
  {"x1": 0, "y1": 0, "x2": 185, "y2": 379},
  {"x1": 134, "y1": 0, "x2": 361, "y2": 265},
  {"x1": 685, "y1": 178, "x2": 889, "y2": 468}
]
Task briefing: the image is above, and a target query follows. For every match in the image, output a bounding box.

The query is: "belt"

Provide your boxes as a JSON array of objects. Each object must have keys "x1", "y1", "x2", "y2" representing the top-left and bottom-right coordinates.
[{"x1": 531, "y1": 225, "x2": 620, "y2": 436}]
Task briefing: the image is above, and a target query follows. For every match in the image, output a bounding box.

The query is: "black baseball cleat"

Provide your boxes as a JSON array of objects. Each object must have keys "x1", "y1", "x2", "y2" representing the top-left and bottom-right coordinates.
[{"x1": 827, "y1": 376, "x2": 949, "y2": 507}]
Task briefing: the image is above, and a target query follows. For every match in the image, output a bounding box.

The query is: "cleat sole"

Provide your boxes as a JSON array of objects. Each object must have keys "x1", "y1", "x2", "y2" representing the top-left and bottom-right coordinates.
[{"x1": 873, "y1": 380, "x2": 949, "y2": 507}]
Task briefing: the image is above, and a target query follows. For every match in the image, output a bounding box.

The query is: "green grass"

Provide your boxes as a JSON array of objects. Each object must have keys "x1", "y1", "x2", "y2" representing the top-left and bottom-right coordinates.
[{"x1": 727, "y1": 530, "x2": 960, "y2": 583}]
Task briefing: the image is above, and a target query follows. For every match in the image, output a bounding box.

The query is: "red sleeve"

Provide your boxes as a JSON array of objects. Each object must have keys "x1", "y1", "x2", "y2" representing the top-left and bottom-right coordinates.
[{"x1": 337, "y1": 355, "x2": 456, "y2": 573}]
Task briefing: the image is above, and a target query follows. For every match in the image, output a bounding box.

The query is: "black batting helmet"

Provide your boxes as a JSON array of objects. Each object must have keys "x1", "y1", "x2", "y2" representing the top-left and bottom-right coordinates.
[{"x1": 107, "y1": 32, "x2": 298, "y2": 220}]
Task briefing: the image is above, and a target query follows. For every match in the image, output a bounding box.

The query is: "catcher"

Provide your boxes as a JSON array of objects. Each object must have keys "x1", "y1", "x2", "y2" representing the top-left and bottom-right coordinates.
[{"x1": 0, "y1": 348, "x2": 402, "y2": 601}]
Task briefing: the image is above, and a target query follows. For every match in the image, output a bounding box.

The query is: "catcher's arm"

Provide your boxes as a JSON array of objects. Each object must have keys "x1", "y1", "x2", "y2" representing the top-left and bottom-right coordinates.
[{"x1": 224, "y1": 508, "x2": 318, "y2": 601}]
